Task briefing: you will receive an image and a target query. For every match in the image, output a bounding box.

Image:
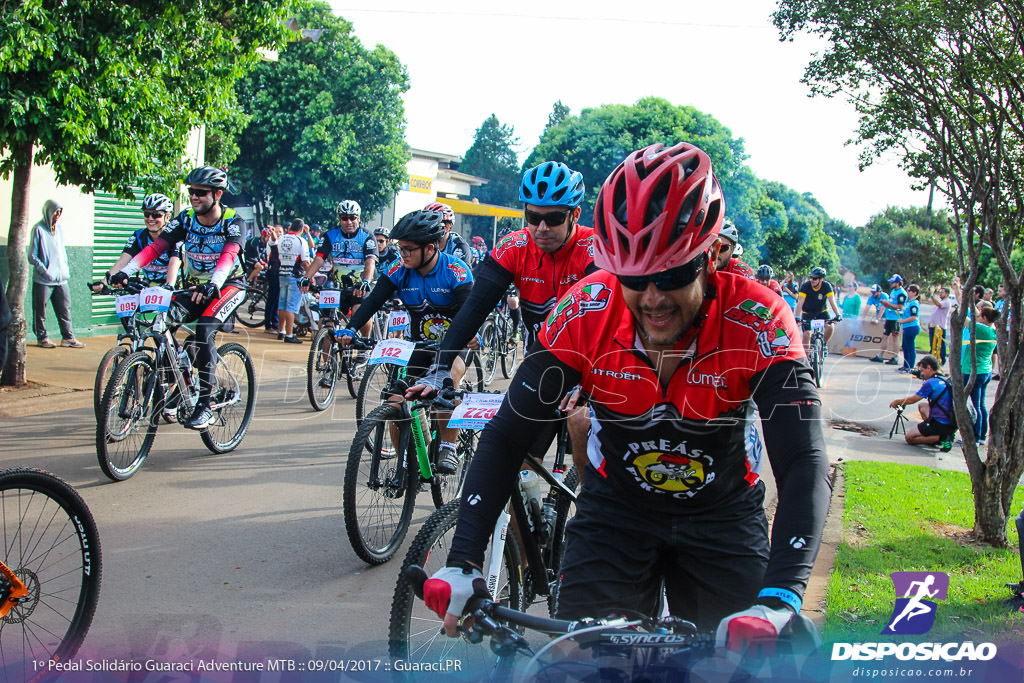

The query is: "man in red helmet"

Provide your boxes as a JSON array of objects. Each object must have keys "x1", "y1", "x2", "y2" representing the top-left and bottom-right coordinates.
[{"x1": 421, "y1": 143, "x2": 830, "y2": 657}]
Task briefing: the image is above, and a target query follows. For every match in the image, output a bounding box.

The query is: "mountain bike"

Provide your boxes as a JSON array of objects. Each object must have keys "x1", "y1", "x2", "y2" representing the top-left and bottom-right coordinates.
[
  {"x1": 95, "y1": 286, "x2": 256, "y2": 481},
  {"x1": 88, "y1": 280, "x2": 153, "y2": 420},
  {"x1": 396, "y1": 563, "x2": 819, "y2": 683},
  {"x1": 234, "y1": 270, "x2": 267, "y2": 328},
  {"x1": 0, "y1": 467, "x2": 102, "y2": 683},
  {"x1": 343, "y1": 342, "x2": 480, "y2": 565},
  {"x1": 388, "y1": 410, "x2": 579, "y2": 669},
  {"x1": 804, "y1": 315, "x2": 841, "y2": 388}
]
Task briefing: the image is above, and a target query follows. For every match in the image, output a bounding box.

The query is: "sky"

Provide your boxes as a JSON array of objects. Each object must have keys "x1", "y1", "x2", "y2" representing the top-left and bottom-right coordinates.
[{"x1": 327, "y1": 0, "x2": 934, "y2": 228}]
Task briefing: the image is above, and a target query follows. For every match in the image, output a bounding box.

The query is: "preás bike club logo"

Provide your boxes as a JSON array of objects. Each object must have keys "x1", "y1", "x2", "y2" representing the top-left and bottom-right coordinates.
[{"x1": 884, "y1": 571, "x2": 947, "y2": 635}]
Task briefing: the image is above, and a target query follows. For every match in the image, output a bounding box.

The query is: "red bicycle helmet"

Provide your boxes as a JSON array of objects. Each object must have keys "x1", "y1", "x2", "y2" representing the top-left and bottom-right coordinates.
[
  {"x1": 424, "y1": 202, "x2": 455, "y2": 224},
  {"x1": 593, "y1": 142, "x2": 723, "y2": 276}
]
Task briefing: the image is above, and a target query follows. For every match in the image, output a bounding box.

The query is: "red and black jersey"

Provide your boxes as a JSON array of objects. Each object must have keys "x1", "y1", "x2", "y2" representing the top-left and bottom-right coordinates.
[
  {"x1": 722, "y1": 257, "x2": 755, "y2": 280},
  {"x1": 487, "y1": 225, "x2": 597, "y2": 341}
]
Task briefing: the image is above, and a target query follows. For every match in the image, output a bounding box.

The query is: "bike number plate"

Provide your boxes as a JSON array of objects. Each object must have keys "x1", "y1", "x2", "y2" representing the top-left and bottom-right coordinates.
[
  {"x1": 115, "y1": 294, "x2": 139, "y2": 318},
  {"x1": 448, "y1": 393, "x2": 505, "y2": 430},
  {"x1": 387, "y1": 310, "x2": 409, "y2": 335},
  {"x1": 369, "y1": 338, "x2": 416, "y2": 366},
  {"x1": 139, "y1": 287, "x2": 172, "y2": 312},
  {"x1": 319, "y1": 289, "x2": 341, "y2": 309},
  {"x1": 810, "y1": 319, "x2": 826, "y2": 329}
]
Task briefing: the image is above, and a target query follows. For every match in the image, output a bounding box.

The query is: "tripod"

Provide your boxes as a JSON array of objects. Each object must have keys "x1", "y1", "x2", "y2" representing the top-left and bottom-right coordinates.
[{"x1": 889, "y1": 405, "x2": 908, "y2": 439}]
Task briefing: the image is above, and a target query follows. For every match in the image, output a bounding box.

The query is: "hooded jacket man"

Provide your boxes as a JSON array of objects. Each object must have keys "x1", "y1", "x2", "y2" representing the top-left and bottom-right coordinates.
[{"x1": 28, "y1": 200, "x2": 83, "y2": 348}]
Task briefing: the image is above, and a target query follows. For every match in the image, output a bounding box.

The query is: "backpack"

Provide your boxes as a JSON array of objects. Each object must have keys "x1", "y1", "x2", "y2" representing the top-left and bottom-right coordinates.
[{"x1": 929, "y1": 376, "x2": 979, "y2": 427}]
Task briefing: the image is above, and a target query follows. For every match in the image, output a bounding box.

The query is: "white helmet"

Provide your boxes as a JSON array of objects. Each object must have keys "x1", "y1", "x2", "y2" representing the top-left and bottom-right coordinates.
[
  {"x1": 337, "y1": 199, "x2": 361, "y2": 216},
  {"x1": 142, "y1": 193, "x2": 173, "y2": 213}
]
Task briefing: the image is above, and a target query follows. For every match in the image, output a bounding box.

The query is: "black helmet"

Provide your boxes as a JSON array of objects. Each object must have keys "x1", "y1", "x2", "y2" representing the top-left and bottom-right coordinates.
[
  {"x1": 756, "y1": 264, "x2": 774, "y2": 281},
  {"x1": 186, "y1": 165, "x2": 228, "y2": 189},
  {"x1": 810, "y1": 266, "x2": 827, "y2": 278},
  {"x1": 390, "y1": 209, "x2": 445, "y2": 245}
]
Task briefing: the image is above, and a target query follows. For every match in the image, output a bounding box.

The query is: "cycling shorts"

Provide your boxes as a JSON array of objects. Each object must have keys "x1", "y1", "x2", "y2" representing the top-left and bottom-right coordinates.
[
  {"x1": 883, "y1": 319, "x2": 901, "y2": 336},
  {"x1": 918, "y1": 417, "x2": 955, "y2": 438}
]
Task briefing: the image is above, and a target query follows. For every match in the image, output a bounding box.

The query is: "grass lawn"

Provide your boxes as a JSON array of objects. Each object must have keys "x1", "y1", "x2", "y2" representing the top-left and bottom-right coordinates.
[{"x1": 826, "y1": 461, "x2": 1024, "y2": 642}]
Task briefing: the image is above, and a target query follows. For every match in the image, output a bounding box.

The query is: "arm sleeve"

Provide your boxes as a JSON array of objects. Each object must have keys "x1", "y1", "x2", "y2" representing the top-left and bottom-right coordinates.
[
  {"x1": 446, "y1": 348, "x2": 583, "y2": 568},
  {"x1": 751, "y1": 360, "x2": 832, "y2": 600},
  {"x1": 435, "y1": 257, "x2": 516, "y2": 370},
  {"x1": 209, "y1": 241, "x2": 242, "y2": 289},
  {"x1": 344, "y1": 277, "x2": 397, "y2": 332},
  {"x1": 121, "y1": 237, "x2": 172, "y2": 276}
]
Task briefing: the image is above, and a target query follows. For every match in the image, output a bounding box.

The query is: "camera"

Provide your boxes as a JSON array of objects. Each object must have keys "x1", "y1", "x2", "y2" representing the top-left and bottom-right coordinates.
[{"x1": 910, "y1": 367, "x2": 923, "y2": 379}]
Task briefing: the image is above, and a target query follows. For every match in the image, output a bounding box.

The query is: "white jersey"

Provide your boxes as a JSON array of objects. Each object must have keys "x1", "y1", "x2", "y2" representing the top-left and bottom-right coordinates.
[{"x1": 275, "y1": 233, "x2": 311, "y2": 276}]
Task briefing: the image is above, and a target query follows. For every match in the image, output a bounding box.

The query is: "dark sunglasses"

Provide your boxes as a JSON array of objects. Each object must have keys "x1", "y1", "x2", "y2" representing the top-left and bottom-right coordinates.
[
  {"x1": 143, "y1": 211, "x2": 164, "y2": 219},
  {"x1": 187, "y1": 188, "x2": 211, "y2": 197},
  {"x1": 339, "y1": 214, "x2": 359, "y2": 221},
  {"x1": 617, "y1": 253, "x2": 708, "y2": 292},
  {"x1": 525, "y1": 209, "x2": 569, "y2": 227}
]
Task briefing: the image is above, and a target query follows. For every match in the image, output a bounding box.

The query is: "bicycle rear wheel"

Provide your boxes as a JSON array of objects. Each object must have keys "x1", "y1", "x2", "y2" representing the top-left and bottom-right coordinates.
[
  {"x1": 93, "y1": 345, "x2": 129, "y2": 420},
  {"x1": 388, "y1": 500, "x2": 522, "y2": 682},
  {"x1": 234, "y1": 285, "x2": 266, "y2": 328},
  {"x1": 343, "y1": 404, "x2": 418, "y2": 565},
  {"x1": 200, "y1": 342, "x2": 256, "y2": 454},
  {"x1": 345, "y1": 347, "x2": 368, "y2": 399},
  {"x1": 0, "y1": 468, "x2": 102, "y2": 682},
  {"x1": 96, "y1": 351, "x2": 159, "y2": 481},
  {"x1": 461, "y1": 352, "x2": 484, "y2": 393},
  {"x1": 479, "y1": 320, "x2": 499, "y2": 386},
  {"x1": 499, "y1": 316, "x2": 520, "y2": 379},
  {"x1": 306, "y1": 328, "x2": 338, "y2": 411}
]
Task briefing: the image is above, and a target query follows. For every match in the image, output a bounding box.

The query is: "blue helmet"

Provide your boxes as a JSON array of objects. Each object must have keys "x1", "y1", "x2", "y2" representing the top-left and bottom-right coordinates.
[{"x1": 519, "y1": 162, "x2": 585, "y2": 208}]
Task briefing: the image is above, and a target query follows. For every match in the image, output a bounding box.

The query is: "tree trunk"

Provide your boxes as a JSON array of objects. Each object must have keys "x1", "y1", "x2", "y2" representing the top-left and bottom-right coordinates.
[{"x1": 2, "y1": 141, "x2": 33, "y2": 387}]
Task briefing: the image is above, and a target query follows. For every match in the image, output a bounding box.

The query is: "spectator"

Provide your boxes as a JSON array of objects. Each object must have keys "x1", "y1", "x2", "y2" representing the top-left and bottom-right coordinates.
[
  {"x1": 870, "y1": 274, "x2": 906, "y2": 365},
  {"x1": 888, "y1": 355, "x2": 956, "y2": 451},
  {"x1": 962, "y1": 307, "x2": 999, "y2": 445},
  {"x1": 28, "y1": 199, "x2": 84, "y2": 348},
  {"x1": 244, "y1": 227, "x2": 271, "y2": 285},
  {"x1": 276, "y1": 219, "x2": 313, "y2": 344},
  {"x1": 781, "y1": 271, "x2": 798, "y2": 311},
  {"x1": 897, "y1": 284, "x2": 921, "y2": 373},
  {"x1": 840, "y1": 283, "x2": 862, "y2": 318},
  {"x1": 927, "y1": 286, "x2": 952, "y2": 366},
  {"x1": 263, "y1": 224, "x2": 282, "y2": 334},
  {"x1": 864, "y1": 284, "x2": 887, "y2": 320}
]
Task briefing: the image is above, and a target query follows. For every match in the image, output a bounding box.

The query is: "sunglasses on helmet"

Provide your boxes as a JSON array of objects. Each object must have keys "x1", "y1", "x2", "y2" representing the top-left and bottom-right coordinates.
[
  {"x1": 616, "y1": 253, "x2": 708, "y2": 292},
  {"x1": 525, "y1": 209, "x2": 570, "y2": 227}
]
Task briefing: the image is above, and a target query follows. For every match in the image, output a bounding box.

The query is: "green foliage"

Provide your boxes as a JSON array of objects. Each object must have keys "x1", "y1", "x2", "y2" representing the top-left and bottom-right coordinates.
[
  {"x1": 544, "y1": 100, "x2": 571, "y2": 134},
  {"x1": 205, "y1": 94, "x2": 250, "y2": 169},
  {"x1": 753, "y1": 181, "x2": 841, "y2": 275},
  {"x1": 856, "y1": 206, "x2": 957, "y2": 287},
  {"x1": 825, "y1": 217, "x2": 859, "y2": 270},
  {"x1": 0, "y1": 0, "x2": 297, "y2": 197},
  {"x1": 460, "y1": 114, "x2": 521, "y2": 208},
  {"x1": 524, "y1": 97, "x2": 748, "y2": 223},
  {"x1": 232, "y1": 2, "x2": 410, "y2": 224}
]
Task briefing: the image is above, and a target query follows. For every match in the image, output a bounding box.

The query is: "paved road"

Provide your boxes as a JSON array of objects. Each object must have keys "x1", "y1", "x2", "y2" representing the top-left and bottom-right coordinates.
[{"x1": 1, "y1": 337, "x2": 998, "y2": 674}]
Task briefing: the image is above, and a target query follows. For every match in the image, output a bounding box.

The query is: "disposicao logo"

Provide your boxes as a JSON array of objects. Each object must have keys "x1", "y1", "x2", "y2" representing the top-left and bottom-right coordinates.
[{"x1": 883, "y1": 571, "x2": 948, "y2": 635}]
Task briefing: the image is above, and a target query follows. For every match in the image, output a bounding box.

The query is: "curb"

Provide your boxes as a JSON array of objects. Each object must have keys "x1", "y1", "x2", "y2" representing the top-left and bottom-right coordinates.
[{"x1": 804, "y1": 465, "x2": 844, "y2": 628}]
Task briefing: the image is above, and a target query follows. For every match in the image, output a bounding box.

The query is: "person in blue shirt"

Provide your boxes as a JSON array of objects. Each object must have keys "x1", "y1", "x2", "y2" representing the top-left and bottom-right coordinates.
[
  {"x1": 865, "y1": 284, "x2": 888, "y2": 320},
  {"x1": 888, "y1": 355, "x2": 955, "y2": 450},
  {"x1": 871, "y1": 274, "x2": 907, "y2": 365},
  {"x1": 339, "y1": 208, "x2": 475, "y2": 474},
  {"x1": 896, "y1": 284, "x2": 921, "y2": 373}
]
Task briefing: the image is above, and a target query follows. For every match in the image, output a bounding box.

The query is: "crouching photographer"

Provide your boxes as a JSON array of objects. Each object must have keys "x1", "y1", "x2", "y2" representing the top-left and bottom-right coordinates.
[{"x1": 888, "y1": 355, "x2": 956, "y2": 451}]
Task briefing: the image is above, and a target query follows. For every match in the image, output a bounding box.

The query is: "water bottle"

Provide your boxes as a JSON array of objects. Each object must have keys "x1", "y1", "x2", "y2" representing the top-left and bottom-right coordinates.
[
  {"x1": 177, "y1": 346, "x2": 194, "y2": 388},
  {"x1": 519, "y1": 470, "x2": 543, "y2": 534}
]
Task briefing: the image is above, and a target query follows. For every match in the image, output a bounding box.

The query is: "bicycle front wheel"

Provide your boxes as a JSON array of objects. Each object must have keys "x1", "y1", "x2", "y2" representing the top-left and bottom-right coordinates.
[
  {"x1": 429, "y1": 427, "x2": 476, "y2": 509},
  {"x1": 200, "y1": 342, "x2": 256, "y2": 454},
  {"x1": 343, "y1": 403, "x2": 418, "y2": 565},
  {"x1": 0, "y1": 468, "x2": 102, "y2": 682},
  {"x1": 93, "y1": 345, "x2": 129, "y2": 420},
  {"x1": 812, "y1": 336, "x2": 824, "y2": 388},
  {"x1": 306, "y1": 328, "x2": 338, "y2": 411},
  {"x1": 388, "y1": 500, "x2": 522, "y2": 682},
  {"x1": 96, "y1": 351, "x2": 159, "y2": 481}
]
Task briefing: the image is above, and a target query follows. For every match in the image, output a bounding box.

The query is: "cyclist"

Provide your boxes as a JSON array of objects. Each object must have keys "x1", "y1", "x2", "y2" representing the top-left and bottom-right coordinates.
[
  {"x1": 794, "y1": 266, "x2": 841, "y2": 348},
  {"x1": 470, "y1": 235, "x2": 488, "y2": 267},
  {"x1": 303, "y1": 200, "x2": 378, "y2": 339},
  {"x1": 97, "y1": 193, "x2": 182, "y2": 287},
  {"x1": 870, "y1": 274, "x2": 907, "y2": 365},
  {"x1": 374, "y1": 227, "x2": 399, "y2": 270},
  {"x1": 339, "y1": 209, "x2": 474, "y2": 473},
  {"x1": 425, "y1": 202, "x2": 473, "y2": 265},
  {"x1": 755, "y1": 264, "x2": 783, "y2": 297},
  {"x1": 407, "y1": 161, "x2": 598, "y2": 473},
  {"x1": 109, "y1": 165, "x2": 248, "y2": 429},
  {"x1": 421, "y1": 142, "x2": 829, "y2": 654},
  {"x1": 715, "y1": 220, "x2": 755, "y2": 279}
]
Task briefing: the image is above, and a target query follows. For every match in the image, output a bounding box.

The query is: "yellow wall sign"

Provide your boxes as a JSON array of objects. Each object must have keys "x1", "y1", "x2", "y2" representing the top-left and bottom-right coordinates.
[{"x1": 409, "y1": 175, "x2": 432, "y2": 194}]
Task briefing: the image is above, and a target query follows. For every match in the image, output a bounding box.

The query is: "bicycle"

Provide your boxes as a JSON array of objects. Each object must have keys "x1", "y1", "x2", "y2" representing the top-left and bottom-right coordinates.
[
  {"x1": 0, "y1": 467, "x2": 102, "y2": 683},
  {"x1": 388, "y1": 410, "x2": 580, "y2": 668},
  {"x1": 234, "y1": 269, "x2": 267, "y2": 328},
  {"x1": 95, "y1": 285, "x2": 256, "y2": 481},
  {"x1": 397, "y1": 564, "x2": 820, "y2": 683},
  {"x1": 803, "y1": 315, "x2": 841, "y2": 388},
  {"x1": 343, "y1": 342, "x2": 481, "y2": 565}
]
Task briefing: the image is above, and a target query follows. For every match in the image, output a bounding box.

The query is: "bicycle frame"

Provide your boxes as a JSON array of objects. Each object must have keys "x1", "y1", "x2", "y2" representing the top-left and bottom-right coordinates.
[{"x1": 0, "y1": 559, "x2": 28, "y2": 618}]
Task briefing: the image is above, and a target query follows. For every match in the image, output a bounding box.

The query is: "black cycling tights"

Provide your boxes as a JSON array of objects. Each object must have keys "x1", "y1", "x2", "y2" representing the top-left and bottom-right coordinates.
[{"x1": 193, "y1": 316, "x2": 221, "y2": 403}]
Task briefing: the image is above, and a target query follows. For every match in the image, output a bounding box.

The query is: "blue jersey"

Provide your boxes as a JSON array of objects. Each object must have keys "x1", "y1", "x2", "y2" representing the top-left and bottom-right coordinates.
[
  {"x1": 384, "y1": 251, "x2": 473, "y2": 341},
  {"x1": 317, "y1": 227, "x2": 377, "y2": 277},
  {"x1": 903, "y1": 299, "x2": 920, "y2": 329},
  {"x1": 884, "y1": 287, "x2": 907, "y2": 321},
  {"x1": 122, "y1": 229, "x2": 179, "y2": 282},
  {"x1": 916, "y1": 376, "x2": 952, "y2": 424},
  {"x1": 160, "y1": 207, "x2": 244, "y2": 282}
]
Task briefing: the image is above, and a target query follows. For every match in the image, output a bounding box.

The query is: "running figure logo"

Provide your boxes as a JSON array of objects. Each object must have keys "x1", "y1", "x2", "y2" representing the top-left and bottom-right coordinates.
[{"x1": 882, "y1": 571, "x2": 949, "y2": 635}]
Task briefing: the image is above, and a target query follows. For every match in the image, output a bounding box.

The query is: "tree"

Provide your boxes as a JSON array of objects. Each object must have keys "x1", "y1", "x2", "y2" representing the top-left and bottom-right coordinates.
[
  {"x1": 755, "y1": 182, "x2": 841, "y2": 276},
  {"x1": 0, "y1": 0, "x2": 296, "y2": 386},
  {"x1": 855, "y1": 207, "x2": 956, "y2": 287},
  {"x1": 525, "y1": 97, "x2": 749, "y2": 222},
  {"x1": 231, "y1": 3, "x2": 409, "y2": 226},
  {"x1": 824, "y1": 217, "x2": 860, "y2": 271},
  {"x1": 545, "y1": 100, "x2": 571, "y2": 134},
  {"x1": 460, "y1": 114, "x2": 521, "y2": 208},
  {"x1": 776, "y1": 0, "x2": 1024, "y2": 545}
]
